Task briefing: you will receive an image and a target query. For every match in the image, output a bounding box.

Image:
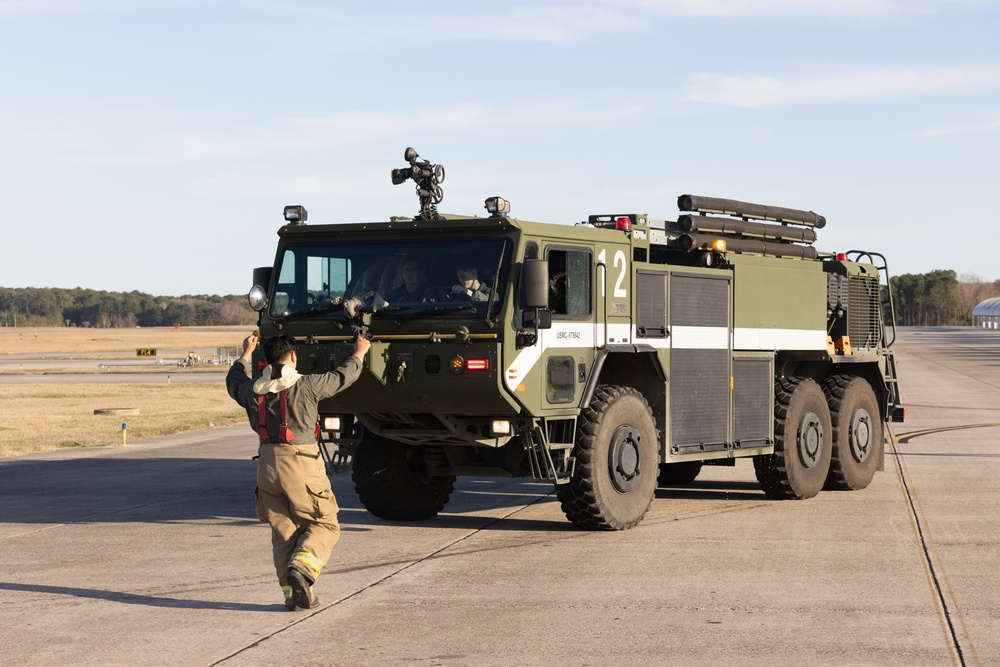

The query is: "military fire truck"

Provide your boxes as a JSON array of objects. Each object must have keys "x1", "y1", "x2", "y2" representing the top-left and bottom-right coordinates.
[{"x1": 246, "y1": 148, "x2": 904, "y2": 530}]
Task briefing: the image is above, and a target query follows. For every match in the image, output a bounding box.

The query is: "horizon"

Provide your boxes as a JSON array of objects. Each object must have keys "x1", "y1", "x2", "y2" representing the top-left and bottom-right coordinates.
[
  {"x1": 2, "y1": 260, "x2": 1000, "y2": 301},
  {"x1": 2, "y1": 1, "x2": 999, "y2": 295}
]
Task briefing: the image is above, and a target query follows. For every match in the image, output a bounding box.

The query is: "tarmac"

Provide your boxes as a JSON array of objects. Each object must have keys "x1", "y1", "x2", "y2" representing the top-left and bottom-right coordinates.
[{"x1": 1, "y1": 326, "x2": 998, "y2": 666}]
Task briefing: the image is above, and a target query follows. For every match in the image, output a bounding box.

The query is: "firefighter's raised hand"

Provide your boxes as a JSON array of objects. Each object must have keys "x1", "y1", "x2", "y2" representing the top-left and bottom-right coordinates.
[
  {"x1": 240, "y1": 333, "x2": 258, "y2": 360},
  {"x1": 352, "y1": 336, "x2": 371, "y2": 361}
]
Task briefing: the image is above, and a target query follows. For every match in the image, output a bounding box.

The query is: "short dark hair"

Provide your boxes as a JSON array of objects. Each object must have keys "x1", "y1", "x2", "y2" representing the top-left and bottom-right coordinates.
[{"x1": 263, "y1": 334, "x2": 296, "y2": 364}]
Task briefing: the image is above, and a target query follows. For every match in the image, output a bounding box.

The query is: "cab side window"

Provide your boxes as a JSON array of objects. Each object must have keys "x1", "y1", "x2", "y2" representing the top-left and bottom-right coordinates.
[{"x1": 547, "y1": 248, "x2": 591, "y2": 317}]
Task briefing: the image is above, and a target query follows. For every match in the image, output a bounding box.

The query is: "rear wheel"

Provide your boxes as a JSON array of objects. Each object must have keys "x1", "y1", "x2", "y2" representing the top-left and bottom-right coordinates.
[
  {"x1": 658, "y1": 461, "x2": 703, "y2": 486},
  {"x1": 352, "y1": 431, "x2": 455, "y2": 520},
  {"x1": 557, "y1": 385, "x2": 658, "y2": 530},
  {"x1": 754, "y1": 377, "x2": 832, "y2": 500},
  {"x1": 823, "y1": 375, "x2": 882, "y2": 490}
]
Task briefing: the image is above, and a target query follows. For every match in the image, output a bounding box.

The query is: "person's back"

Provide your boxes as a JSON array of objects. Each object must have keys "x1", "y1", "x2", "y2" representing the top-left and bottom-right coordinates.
[{"x1": 226, "y1": 332, "x2": 370, "y2": 611}]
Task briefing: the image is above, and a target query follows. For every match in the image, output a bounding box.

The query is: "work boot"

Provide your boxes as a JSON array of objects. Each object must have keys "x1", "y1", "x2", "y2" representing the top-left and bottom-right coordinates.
[
  {"x1": 284, "y1": 592, "x2": 319, "y2": 611},
  {"x1": 286, "y1": 568, "x2": 318, "y2": 611}
]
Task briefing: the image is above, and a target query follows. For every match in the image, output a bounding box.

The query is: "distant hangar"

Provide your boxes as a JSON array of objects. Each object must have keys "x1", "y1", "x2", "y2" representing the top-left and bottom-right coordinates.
[{"x1": 972, "y1": 297, "x2": 1000, "y2": 329}]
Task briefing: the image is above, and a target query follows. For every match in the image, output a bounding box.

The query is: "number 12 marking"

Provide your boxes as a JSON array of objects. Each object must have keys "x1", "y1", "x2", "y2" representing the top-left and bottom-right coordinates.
[{"x1": 598, "y1": 249, "x2": 627, "y2": 298}]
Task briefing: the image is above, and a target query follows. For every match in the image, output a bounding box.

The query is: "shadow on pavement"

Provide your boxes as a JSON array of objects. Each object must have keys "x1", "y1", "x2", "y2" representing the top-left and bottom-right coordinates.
[
  {"x1": 0, "y1": 454, "x2": 773, "y2": 531},
  {"x1": 655, "y1": 479, "x2": 766, "y2": 502},
  {"x1": 0, "y1": 581, "x2": 278, "y2": 612},
  {"x1": 0, "y1": 456, "x2": 259, "y2": 525}
]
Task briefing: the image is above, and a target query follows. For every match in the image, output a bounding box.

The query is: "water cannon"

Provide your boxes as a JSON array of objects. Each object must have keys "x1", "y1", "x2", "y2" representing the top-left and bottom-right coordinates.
[{"x1": 391, "y1": 147, "x2": 445, "y2": 220}]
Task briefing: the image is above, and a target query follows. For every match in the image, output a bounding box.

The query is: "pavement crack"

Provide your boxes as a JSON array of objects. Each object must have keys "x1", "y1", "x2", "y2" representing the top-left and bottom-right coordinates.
[
  {"x1": 210, "y1": 492, "x2": 554, "y2": 665},
  {"x1": 889, "y1": 425, "x2": 972, "y2": 667}
]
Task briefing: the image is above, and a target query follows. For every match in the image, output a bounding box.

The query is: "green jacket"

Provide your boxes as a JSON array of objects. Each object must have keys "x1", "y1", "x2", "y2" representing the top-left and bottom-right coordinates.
[
  {"x1": 226, "y1": 356, "x2": 362, "y2": 445},
  {"x1": 468, "y1": 282, "x2": 492, "y2": 302}
]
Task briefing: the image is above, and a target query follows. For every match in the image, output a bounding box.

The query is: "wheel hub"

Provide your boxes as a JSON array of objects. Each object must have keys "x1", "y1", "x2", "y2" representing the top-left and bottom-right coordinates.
[
  {"x1": 797, "y1": 411, "x2": 824, "y2": 469},
  {"x1": 849, "y1": 408, "x2": 873, "y2": 463},
  {"x1": 608, "y1": 425, "x2": 642, "y2": 493}
]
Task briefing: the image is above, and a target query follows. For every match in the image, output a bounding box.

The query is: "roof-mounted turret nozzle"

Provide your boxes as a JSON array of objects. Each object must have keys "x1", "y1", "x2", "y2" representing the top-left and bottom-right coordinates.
[{"x1": 391, "y1": 147, "x2": 445, "y2": 220}]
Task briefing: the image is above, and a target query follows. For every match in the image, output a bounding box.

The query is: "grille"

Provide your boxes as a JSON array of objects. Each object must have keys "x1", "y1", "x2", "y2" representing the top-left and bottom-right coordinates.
[
  {"x1": 424, "y1": 354, "x2": 442, "y2": 374},
  {"x1": 636, "y1": 271, "x2": 667, "y2": 337},
  {"x1": 848, "y1": 276, "x2": 881, "y2": 349},
  {"x1": 671, "y1": 274, "x2": 728, "y2": 327},
  {"x1": 670, "y1": 348, "x2": 729, "y2": 448},
  {"x1": 733, "y1": 357, "x2": 771, "y2": 446}
]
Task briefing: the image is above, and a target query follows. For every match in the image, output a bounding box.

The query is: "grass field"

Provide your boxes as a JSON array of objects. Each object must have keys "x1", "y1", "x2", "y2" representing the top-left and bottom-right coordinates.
[
  {"x1": 1, "y1": 327, "x2": 254, "y2": 457},
  {"x1": 0, "y1": 325, "x2": 253, "y2": 355}
]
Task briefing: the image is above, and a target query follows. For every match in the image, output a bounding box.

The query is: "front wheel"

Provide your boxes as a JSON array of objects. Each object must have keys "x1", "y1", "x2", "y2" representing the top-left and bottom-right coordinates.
[
  {"x1": 352, "y1": 431, "x2": 455, "y2": 520},
  {"x1": 557, "y1": 385, "x2": 659, "y2": 530}
]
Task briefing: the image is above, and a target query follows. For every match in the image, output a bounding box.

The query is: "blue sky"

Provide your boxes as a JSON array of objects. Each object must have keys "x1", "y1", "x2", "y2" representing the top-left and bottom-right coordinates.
[{"x1": 1, "y1": 0, "x2": 998, "y2": 296}]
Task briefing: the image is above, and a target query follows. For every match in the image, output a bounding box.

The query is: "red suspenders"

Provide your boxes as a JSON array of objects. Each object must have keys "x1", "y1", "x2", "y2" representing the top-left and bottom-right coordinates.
[{"x1": 257, "y1": 390, "x2": 294, "y2": 443}]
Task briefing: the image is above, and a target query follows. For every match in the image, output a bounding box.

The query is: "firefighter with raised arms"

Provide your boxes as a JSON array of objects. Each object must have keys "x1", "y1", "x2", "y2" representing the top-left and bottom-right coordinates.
[{"x1": 227, "y1": 332, "x2": 370, "y2": 611}]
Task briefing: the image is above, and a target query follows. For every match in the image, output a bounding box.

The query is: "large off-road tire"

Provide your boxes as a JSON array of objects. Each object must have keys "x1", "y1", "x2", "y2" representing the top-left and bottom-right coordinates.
[
  {"x1": 754, "y1": 377, "x2": 832, "y2": 500},
  {"x1": 822, "y1": 375, "x2": 882, "y2": 491},
  {"x1": 352, "y1": 431, "x2": 455, "y2": 520},
  {"x1": 657, "y1": 461, "x2": 703, "y2": 486},
  {"x1": 557, "y1": 385, "x2": 659, "y2": 530}
]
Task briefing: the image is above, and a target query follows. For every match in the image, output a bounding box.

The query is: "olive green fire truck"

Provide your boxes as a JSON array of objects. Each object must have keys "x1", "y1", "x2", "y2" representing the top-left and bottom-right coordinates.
[{"x1": 246, "y1": 148, "x2": 904, "y2": 531}]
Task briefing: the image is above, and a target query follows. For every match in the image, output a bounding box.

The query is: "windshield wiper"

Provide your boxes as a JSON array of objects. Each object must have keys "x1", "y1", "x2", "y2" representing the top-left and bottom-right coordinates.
[
  {"x1": 273, "y1": 297, "x2": 350, "y2": 323},
  {"x1": 277, "y1": 305, "x2": 337, "y2": 322},
  {"x1": 484, "y1": 240, "x2": 507, "y2": 326},
  {"x1": 391, "y1": 302, "x2": 477, "y2": 324}
]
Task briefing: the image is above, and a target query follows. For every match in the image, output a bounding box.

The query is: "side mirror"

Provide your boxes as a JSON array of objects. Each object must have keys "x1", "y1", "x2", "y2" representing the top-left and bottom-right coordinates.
[{"x1": 522, "y1": 259, "x2": 549, "y2": 309}]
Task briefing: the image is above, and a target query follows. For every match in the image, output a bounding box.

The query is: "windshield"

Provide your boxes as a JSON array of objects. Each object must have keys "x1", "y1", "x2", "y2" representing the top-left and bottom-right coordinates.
[{"x1": 269, "y1": 236, "x2": 510, "y2": 320}]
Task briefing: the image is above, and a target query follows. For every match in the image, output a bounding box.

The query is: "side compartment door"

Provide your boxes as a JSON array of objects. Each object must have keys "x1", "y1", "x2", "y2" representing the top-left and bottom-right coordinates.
[{"x1": 669, "y1": 273, "x2": 732, "y2": 454}]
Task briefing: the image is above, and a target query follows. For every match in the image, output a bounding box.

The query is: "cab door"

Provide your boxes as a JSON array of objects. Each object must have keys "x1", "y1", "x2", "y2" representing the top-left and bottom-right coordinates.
[{"x1": 536, "y1": 244, "x2": 596, "y2": 410}]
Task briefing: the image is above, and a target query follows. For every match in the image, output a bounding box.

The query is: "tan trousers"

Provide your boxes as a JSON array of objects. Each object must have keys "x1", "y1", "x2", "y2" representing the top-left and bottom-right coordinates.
[{"x1": 255, "y1": 442, "x2": 340, "y2": 590}]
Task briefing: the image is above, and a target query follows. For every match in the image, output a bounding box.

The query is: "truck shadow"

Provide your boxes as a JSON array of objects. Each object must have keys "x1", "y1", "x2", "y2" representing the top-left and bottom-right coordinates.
[
  {"x1": 0, "y1": 455, "x2": 769, "y2": 529},
  {"x1": 655, "y1": 480, "x2": 766, "y2": 502}
]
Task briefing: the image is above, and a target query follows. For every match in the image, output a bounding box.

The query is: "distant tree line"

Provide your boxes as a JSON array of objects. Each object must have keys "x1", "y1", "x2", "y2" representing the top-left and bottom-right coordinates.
[
  {"x1": 3, "y1": 272, "x2": 998, "y2": 329},
  {"x1": 0, "y1": 287, "x2": 255, "y2": 328},
  {"x1": 889, "y1": 271, "x2": 1000, "y2": 326}
]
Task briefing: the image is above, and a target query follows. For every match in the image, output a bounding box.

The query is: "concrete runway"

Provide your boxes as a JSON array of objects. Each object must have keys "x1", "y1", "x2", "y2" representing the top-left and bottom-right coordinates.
[
  {"x1": 0, "y1": 347, "x2": 229, "y2": 384},
  {"x1": 1, "y1": 327, "x2": 998, "y2": 666}
]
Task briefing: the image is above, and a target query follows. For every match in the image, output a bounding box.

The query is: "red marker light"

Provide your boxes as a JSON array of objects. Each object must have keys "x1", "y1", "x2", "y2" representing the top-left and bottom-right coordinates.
[
  {"x1": 466, "y1": 359, "x2": 489, "y2": 371},
  {"x1": 836, "y1": 253, "x2": 848, "y2": 261},
  {"x1": 615, "y1": 216, "x2": 631, "y2": 231}
]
